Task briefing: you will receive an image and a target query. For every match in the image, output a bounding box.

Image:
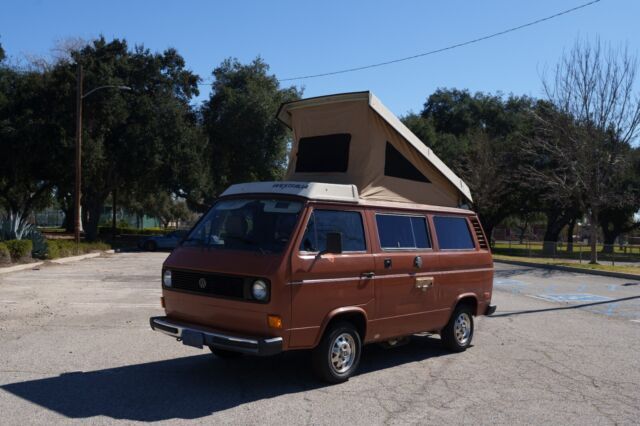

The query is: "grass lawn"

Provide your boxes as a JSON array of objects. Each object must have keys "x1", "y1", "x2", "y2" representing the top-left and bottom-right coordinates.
[{"x1": 493, "y1": 254, "x2": 640, "y2": 276}]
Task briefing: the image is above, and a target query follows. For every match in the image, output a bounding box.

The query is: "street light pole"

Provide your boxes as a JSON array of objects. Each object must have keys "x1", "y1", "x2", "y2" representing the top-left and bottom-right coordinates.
[
  {"x1": 74, "y1": 64, "x2": 83, "y2": 244},
  {"x1": 73, "y1": 64, "x2": 131, "y2": 244}
]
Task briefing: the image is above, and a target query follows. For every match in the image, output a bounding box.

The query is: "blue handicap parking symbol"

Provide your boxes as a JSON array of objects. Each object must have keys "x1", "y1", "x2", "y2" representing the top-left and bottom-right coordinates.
[{"x1": 537, "y1": 293, "x2": 613, "y2": 303}]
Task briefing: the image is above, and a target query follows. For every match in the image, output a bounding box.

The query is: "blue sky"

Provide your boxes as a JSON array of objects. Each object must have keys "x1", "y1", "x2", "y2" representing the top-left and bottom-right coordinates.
[{"x1": 1, "y1": 0, "x2": 637, "y2": 115}]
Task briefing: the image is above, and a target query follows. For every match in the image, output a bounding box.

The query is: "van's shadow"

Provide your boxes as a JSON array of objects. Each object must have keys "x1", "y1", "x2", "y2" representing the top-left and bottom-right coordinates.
[{"x1": 2, "y1": 335, "x2": 448, "y2": 422}]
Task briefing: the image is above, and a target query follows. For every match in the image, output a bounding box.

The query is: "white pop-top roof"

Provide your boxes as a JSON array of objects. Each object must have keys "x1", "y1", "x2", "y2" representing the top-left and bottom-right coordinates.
[
  {"x1": 221, "y1": 181, "x2": 360, "y2": 203},
  {"x1": 277, "y1": 91, "x2": 472, "y2": 203}
]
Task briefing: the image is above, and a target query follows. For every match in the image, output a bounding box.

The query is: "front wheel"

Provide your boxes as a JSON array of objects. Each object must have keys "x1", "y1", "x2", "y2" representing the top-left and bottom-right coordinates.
[
  {"x1": 312, "y1": 321, "x2": 362, "y2": 383},
  {"x1": 441, "y1": 305, "x2": 474, "y2": 352}
]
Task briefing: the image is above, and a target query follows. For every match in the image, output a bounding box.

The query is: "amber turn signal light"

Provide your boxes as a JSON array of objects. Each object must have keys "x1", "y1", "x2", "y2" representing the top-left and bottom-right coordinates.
[
  {"x1": 268, "y1": 315, "x2": 282, "y2": 329},
  {"x1": 160, "y1": 296, "x2": 165, "y2": 308}
]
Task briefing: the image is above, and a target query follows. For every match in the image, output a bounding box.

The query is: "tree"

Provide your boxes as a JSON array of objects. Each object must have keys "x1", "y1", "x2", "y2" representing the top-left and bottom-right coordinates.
[
  {"x1": 404, "y1": 88, "x2": 537, "y2": 241},
  {"x1": 201, "y1": 58, "x2": 301, "y2": 198},
  {"x1": 0, "y1": 61, "x2": 61, "y2": 236},
  {"x1": 48, "y1": 37, "x2": 207, "y2": 240},
  {"x1": 537, "y1": 38, "x2": 640, "y2": 263},
  {"x1": 520, "y1": 100, "x2": 585, "y2": 255},
  {"x1": 598, "y1": 147, "x2": 640, "y2": 252},
  {"x1": 124, "y1": 192, "x2": 196, "y2": 229}
]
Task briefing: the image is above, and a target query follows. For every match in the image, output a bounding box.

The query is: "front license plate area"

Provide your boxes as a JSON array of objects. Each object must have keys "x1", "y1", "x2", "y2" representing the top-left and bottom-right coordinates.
[{"x1": 181, "y1": 330, "x2": 204, "y2": 348}]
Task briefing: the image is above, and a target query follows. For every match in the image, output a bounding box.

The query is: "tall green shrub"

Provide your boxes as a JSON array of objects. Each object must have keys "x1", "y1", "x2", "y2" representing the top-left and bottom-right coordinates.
[
  {"x1": 0, "y1": 242, "x2": 10, "y2": 265},
  {"x1": 5, "y1": 240, "x2": 33, "y2": 261}
]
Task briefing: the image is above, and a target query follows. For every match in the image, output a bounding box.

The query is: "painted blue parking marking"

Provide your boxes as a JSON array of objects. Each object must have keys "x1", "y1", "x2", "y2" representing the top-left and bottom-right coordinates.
[
  {"x1": 604, "y1": 303, "x2": 619, "y2": 316},
  {"x1": 494, "y1": 279, "x2": 526, "y2": 286},
  {"x1": 537, "y1": 293, "x2": 613, "y2": 303}
]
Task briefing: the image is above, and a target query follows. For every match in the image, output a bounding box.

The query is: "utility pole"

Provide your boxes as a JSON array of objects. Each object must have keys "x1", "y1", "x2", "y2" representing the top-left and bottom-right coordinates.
[
  {"x1": 73, "y1": 63, "x2": 130, "y2": 244},
  {"x1": 74, "y1": 63, "x2": 83, "y2": 244}
]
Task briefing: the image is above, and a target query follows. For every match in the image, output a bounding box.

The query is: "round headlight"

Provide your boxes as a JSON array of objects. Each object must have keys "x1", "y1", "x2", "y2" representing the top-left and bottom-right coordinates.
[
  {"x1": 163, "y1": 270, "x2": 172, "y2": 287},
  {"x1": 252, "y1": 280, "x2": 268, "y2": 301}
]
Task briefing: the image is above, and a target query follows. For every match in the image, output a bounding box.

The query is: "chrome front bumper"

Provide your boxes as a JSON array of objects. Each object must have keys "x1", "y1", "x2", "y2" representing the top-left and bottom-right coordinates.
[{"x1": 149, "y1": 316, "x2": 283, "y2": 356}]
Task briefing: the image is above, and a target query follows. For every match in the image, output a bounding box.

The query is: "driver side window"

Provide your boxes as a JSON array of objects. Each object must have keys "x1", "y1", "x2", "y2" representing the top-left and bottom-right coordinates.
[{"x1": 299, "y1": 209, "x2": 366, "y2": 253}]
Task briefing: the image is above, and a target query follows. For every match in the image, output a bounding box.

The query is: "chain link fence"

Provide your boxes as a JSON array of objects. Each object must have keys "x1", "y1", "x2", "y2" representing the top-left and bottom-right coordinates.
[{"x1": 492, "y1": 240, "x2": 640, "y2": 266}]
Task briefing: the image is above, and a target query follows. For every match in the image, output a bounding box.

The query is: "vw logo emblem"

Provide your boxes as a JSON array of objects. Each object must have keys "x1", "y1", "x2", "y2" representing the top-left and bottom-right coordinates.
[{"x1": 198, "y1": 278, "x2": 207, "y2": 289}]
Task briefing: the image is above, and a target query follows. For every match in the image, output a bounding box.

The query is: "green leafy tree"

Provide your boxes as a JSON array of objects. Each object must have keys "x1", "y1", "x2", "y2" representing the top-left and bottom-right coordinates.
[
  {"x1": 404, "y1": 88, "x2": 536, "y2": 240},
  {"x1": 201, "y1": 58, "x2": 301, "y2": 199},
  {"x1": 0, "y1": 61, "x2": 61, "y2": 234},
  {"x1": 598, "y1": 147, "x2": 640, "y2": 252},
  {"x1": 49, "y1": 37, "x2": 207, "y2": 240},
  {"x1": 125, "y1": 191, "x2": 196, "y2": 229}
]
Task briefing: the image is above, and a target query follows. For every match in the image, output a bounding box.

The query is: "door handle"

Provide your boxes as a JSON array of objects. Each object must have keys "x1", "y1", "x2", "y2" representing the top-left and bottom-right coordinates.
[
  {"x1": 361, "y1": 272, "x2": 375, "y2": 279},
  {"x1": 415, "y1": 277, "x2": 434, "y2": 292}
]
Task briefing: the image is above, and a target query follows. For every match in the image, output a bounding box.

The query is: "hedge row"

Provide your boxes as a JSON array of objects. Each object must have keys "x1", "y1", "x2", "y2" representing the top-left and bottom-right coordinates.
[
  {"x1": 0, "y1": 239, "x2": 111, "y2": 265},
  {"x1": 98, "y1": 226, "x2": 174, "y2": 236},
  {"x1": 0, "y1": 240, "x2": 34, "y2": 262},
  {"x1": 45, "y1": 240, "x2": 111, "y2": 259},
  {"x1": 0, "y1": 242, "x2": 10, "y2": 265}
]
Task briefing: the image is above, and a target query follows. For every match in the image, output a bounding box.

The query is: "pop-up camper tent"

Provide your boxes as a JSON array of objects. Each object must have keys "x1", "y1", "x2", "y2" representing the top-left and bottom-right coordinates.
[{"x1": 277, "y1": 91, "x2": 472, "y2": 208}]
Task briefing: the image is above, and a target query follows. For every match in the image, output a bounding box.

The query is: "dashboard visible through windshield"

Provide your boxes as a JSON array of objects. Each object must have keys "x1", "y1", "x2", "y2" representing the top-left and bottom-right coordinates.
[{"x1": 183, "y1": 198, "x2": 304, "y2": 253}]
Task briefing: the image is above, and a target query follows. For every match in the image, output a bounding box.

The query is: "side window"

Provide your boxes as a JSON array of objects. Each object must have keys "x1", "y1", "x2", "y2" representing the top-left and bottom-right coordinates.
[
  {"x1": 299, "y1": 210, "x2": 366, "y2": 252},
  {"x1": 433, "y1": 216, "x2": 475, "y2": 250},
  {"x1": 295, "y1": 134, "x2": 351, "y2": 173},
  {"x1": 376, "y1": 214, "x2": 431, "y2": 250}
]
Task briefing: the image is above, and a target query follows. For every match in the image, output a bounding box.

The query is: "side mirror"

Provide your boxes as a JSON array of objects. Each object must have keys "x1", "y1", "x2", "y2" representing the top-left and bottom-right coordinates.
[{"x1": 324, "y1": 232, "x2": 343, "y2": 254}]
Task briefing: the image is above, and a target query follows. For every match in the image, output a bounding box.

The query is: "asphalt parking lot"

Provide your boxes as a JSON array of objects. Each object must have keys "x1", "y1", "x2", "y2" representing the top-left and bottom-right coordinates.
[{"x1": 0, "y1": 253, "x2": 639, "y2": 425}]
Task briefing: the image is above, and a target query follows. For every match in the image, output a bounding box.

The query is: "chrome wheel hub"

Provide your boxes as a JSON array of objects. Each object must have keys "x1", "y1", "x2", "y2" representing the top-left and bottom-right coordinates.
[
  {"x1": 330, "y1": 333, "x2": 356, "y2": 373},
  {"x1": 454, "y1": 313, "x2": 471, "y2": 345}
]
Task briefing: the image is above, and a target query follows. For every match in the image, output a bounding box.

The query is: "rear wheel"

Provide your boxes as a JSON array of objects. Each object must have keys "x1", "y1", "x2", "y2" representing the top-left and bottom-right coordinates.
[
  {"x1": 209, "y1": 346, "x2": 243, "y2": 359},
  {"x1": 312, "y1": 321, "x2": 362, "y2": 383},
  {"x1": 441, "y1": 304, "x2": 474, "y2": 352}
]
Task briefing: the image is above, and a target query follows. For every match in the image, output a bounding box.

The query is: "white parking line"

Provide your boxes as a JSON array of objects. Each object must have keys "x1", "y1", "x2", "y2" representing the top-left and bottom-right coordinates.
[
  {"x1": 69, "y1": 302, "x2": 160, "y2": 308},
  {"x1": 631, "y1": 320, "x2": 640, "y2": 323},
  {"x1": 525, "y1": 295, "x2": 548, "y2": 301}
]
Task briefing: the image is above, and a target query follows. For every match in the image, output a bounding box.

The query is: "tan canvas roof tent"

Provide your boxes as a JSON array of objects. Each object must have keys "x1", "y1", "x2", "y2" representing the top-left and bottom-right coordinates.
[{"x1": 277, "y1": 91, "x2": 472, "y2": 208}]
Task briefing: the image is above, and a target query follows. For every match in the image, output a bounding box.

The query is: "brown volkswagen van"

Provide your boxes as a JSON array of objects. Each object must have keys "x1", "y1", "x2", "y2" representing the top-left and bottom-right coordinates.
[{"x1": 150, "y1": 181, "x2": 495, "y2": 383}]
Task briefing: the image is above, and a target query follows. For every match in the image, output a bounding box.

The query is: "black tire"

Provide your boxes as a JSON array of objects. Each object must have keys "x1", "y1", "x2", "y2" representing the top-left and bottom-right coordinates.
[
  {"x1": 312, "y1": 321, "x2": 362, "y2": 383},
  {"x1": 144, "y1": 240, "x2": 157, "y2": 252},
  {"x1": 209, "y1": 346, "x2": 243, "y2": 359},
  {"x1": 441, "y1": 304, "x2": 474, "y2": 352}
]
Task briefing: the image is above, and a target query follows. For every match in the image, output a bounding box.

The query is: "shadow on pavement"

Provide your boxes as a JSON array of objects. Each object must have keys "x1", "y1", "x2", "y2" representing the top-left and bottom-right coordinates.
[
  {"x1": 489, "y1": 295, "x2": 640, "y2": 318},
  {"x1": 1, "y1": 335, "x2": 447, "y2": 422}
]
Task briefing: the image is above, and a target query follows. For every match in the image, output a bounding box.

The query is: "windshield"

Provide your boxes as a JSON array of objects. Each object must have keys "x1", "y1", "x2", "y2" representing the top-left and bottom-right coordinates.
[{"x1": 183, "y1": 198, "x2": 304, "y2": 253}]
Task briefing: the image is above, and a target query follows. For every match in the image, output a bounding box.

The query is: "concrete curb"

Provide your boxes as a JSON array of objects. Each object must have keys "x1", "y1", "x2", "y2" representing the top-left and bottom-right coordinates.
[
  {"x1": 0, "y1": 249, "x2": 116, "y2": 274},
  {"x1": 50, "y1": 252, "x2": 103, "y2": 264},
  {"x1": 495, "y1": 259, "x2": 640, "y2": 281},
  {"x1": 0, "y1": 262, "x2": 45, "y2": 275}
]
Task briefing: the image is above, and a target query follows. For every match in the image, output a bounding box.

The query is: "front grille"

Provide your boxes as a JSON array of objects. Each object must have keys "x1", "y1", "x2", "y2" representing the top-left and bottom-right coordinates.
[{"x1": 170, "y1": 270, "x2": 245, "y2": 299}]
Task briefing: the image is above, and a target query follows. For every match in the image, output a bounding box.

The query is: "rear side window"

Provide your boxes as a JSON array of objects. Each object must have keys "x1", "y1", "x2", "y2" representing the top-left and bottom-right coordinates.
[
  {"x1": 295, "y1": 134, "x2": 351, "y2": 173},
  {"x1": 376, "y1": 214, "x2": 431, "y2": 249},
  {"x1": 433, "y1": 216, "x2": 475, "y2": 250},
  {"x1": 300, "y1": 210, "x2": 366, "y2": 252},
  {"x1": 384, "y1": 142, "x2": 430, "y2": 183}
]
